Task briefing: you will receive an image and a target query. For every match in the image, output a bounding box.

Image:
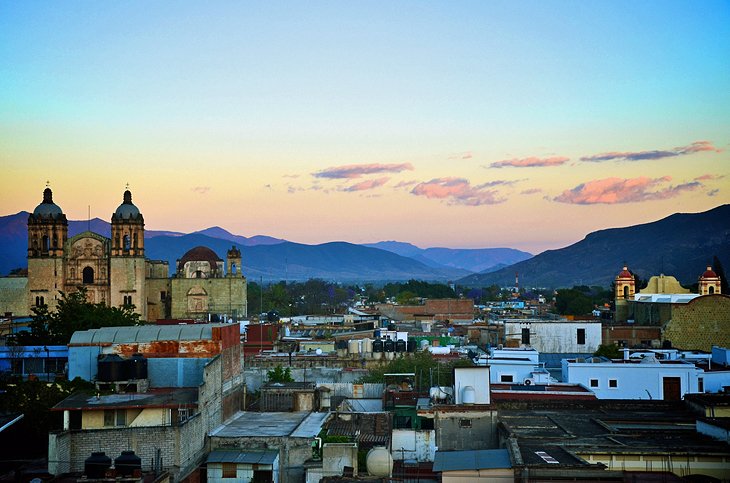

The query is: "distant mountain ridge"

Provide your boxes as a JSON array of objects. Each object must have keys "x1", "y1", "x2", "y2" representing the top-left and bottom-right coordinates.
[
  {"x1": 458, "y1": 204, "x2": 730, "y2": 288},
  {"x1": 365, "y1": 241, "x2": 532, "y2": 273}
]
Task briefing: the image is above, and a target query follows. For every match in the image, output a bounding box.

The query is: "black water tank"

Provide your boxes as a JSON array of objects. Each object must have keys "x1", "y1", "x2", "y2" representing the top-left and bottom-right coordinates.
[
  {"x1": 336, "y1": 340, "x2": 348, "y2": 350},
  {"x1": 127, "y1": 353, "x2": 148, "y2": 380},
  {"x1": 406, "y1": 340, "x2": 416, "y2": 353},
  {"x1": 395, "y1": 339, "x2": 406, "y2": 353},
  {"x1": 85, "y1": 452, "x2": 112, "y2": 478},
  {"x1": 97, "y1": 354, "x2": 125, "y2": 382},
  {"x1": 384, "y1": 338, "x2": 395, "y2": 353},
  {"x1": 373, "y1": 339, "x2": 384, "y2": 353},
  {"x1": 114, "y1": 450, "x2": 142, "y2": 477}
]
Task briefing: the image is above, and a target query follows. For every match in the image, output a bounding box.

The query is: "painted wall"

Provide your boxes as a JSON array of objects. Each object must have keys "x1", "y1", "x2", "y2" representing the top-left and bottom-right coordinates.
[
  {"x1": 505, "y1": 321, "x2": 601, "y2": 353},
  {"x1": 391, "y1": 429, "x2": 435, "y2": 462},
  {"x1": 562, "y1": 360, "x2": 701, "y2": 399},
  {"x1": 207, "y1": 461, "x2": 278, "y2": 483}
]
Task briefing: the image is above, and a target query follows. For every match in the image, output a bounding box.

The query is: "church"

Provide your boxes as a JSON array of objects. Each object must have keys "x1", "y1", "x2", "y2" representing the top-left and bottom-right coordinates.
[{"x1": 21, "y1": 187, "x2": 247, "y2": 322}]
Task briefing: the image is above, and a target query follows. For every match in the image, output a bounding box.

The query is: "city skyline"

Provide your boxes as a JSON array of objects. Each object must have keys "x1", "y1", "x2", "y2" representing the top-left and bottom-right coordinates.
[{"x1": 1, "y1": 2, "x2": 729, "y2": 253}]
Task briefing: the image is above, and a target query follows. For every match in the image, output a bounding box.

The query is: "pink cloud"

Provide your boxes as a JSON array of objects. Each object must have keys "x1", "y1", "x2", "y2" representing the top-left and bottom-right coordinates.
[
  {"x1": 695, "y1": 173, "x2": 725, "y2": 181},
  {"x1": 554, "y1": 176, "x2": 702, "y2": 204},
  {"x1": 344, "y1": 177, "x2": 390, "y2": 192},
  {"x1": 489, "y1": 156, "x2": 569, "y2": 168},
  {"x1": 394, "y1": 180, "x2": 418, "y2": 189},
  {"x1": 580, "y1": 141, "x2": 722, "y2": 162},
  {"x1": 313, "y1": 162, "x2": 414, "y2": 179},
  {"x1": 191, "y1": 186, "x2": 211, "y2": 195},
  {"x1": 411, "y1": 177, "x2": 505, "y2": 206},
  {"x1": 521, "y1": 188, "x2": 542, "y2": 195}
]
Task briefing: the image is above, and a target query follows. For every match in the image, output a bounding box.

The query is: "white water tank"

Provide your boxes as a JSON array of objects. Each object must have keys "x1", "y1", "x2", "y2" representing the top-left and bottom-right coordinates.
[
  {"x1": 429, "y1": 386, "x2": 452, "y2": 401},
  {"x1": 366, "y1": 446, "x2": 393, "y2": 477},
  {"x1": 362, "y1": 338, "x2": 373, "y2": 354},
  {"x1": 348, "y1": 340, "x2": 360, "y2": 354},
  {"x1": 462, "y1": 385, "x2": 476, "y2": 404}
]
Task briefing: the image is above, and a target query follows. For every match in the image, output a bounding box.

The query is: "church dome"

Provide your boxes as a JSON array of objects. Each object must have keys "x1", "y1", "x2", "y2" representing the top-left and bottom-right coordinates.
[
  {"x1": 32, "y1": 188, "x2": 64, "y2": 218},
  {"x1": 616, "y1": 266, "x2": 633, "y2": 279},
  {"x1": 700, "y1": 266, "x2": 718, "y2": 279},
  {"x1": 114, "y1": 190, "x2": 141, "y2": 219},
  {"x1": 177, "y1": 246, "x2": 222, "y2": 271}
]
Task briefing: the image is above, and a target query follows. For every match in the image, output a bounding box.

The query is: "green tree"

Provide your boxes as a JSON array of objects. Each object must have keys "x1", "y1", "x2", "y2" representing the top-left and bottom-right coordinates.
[
  {"x1": 594, "y1": 344, "x2": 621, "y2": 359},
  {"x1": 19, "y1": 287, "x2": 140, "y2": 345},
  {"x1": 267, "y1": 365, "x2": 294, "y2": 383},
  {"x1": 554, "y1": 288, "x2": 594, "y2": 316},
  {"x1": 358, "y1": 351, "x2": 473, "y2": 387}
]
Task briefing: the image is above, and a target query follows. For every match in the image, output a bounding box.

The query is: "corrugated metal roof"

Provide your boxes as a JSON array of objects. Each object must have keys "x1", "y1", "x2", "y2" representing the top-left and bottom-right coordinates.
[
  {"x1": 433, "y1": 449, "x2": 512, "y2": 472},
  {"x1": 206, "y1": 450, "x2": 278, "y2": 465},
  {"x1": 70, "y1": 323, "x2": 228, "y2": 344}
]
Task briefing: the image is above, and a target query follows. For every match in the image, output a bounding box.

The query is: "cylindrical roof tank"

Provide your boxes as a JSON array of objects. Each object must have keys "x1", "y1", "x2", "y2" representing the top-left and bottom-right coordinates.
[
  {"x1": 114, "y1": 451, "x2": 142, "y2": 477},
  {"x1": 362, "y1": 338, "x2": 373, "y2": 354},
  {"x1": 85, "y1": 452, "x2": 112, "y2": 479},
  {"x1": 348, "y1": 339, "x2": 360, "y2": 354},
  {"x1": 373, "y1": 339, "x2": 384, "y2": 353},
  {"x1": 407, "y1": 340, "x2": 416, "y2": 352},
  {"x1": 395, "y1": 339, "x2": 406, "y2": 353},
  {"x1": 462, "y1": 385, "x2": 476, "y2": 404},
  {"x1": 97, "y1": 354, "x2": 125, "y2": 382},
  {"x1": 419, "y1": 339, "x2": 430, "y2": 350},
  {"x1": 127, "y1": 353, "x2": 148, "y2": 380},
  {"x1": 366, "y1": 446, "x2": 394, "y2": 477}
]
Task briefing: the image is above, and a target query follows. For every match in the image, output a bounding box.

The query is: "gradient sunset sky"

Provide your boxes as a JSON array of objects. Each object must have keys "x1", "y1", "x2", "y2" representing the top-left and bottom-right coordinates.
[{"x1": 1, "y1": 1, "x2": 728, "y2": 254}]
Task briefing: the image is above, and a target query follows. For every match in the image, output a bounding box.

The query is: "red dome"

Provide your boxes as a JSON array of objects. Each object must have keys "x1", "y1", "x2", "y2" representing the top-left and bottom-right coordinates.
[
  {"x1": 617, "y1": 266, "x2": 633, "y2": 279},
  {"x1": 700, "y1": 267, "x2": 718, "y2": 279},
  {"x1": 177, "y1": 246, "x2": 222, "y2": 272}
]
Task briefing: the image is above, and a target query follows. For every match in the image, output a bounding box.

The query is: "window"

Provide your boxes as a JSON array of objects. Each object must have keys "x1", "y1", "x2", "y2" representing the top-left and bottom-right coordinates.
[
  {"x1": 421, "y1": 418, "x2": 434, "y2": 430},
  {"x1": 104, "y1": 409, "x2": 126, "y2": 427},
  {"x1": 42, "y1": 236, "x2": 50, "y2": 252},
  {"x1": 709, "y1": 286, "x2": 715, "y2": 295},
  {"x1": 623, "y1": 285, "x2": 629, "y2": 298},
  {"x1": 394, "y1": 415, "x2": 412, "y2": 429},
  {"x1": 500, "y1": 374, "x2": 514, "y2": 383},
  {"x1": 698, "y1": 378, "x2": 704, "y2": 393},
  {"x1": 123, "y1": 235, "x2": 131, "y2": 251},
  {"x1": 160, "y1": 291, "x2": 167, "y2": 301},
  {"x1": 577, "y1": 328, "x2": 586, "y2": 345},
  {"x1": 590, "y1": 379, "x2": 599, "y2": 388},
  {"x1": 459, "y1": 418, "x2": 472, "y2": 428},
  {"x1": 82, "y1": 266, "x2": 94, "y2": 284},
  {"x1": 123, "y1": 295, "x2": 133, "y2": 306},
  {"x1": 609, "y1": 379, "x2": 618, "y2": 388},
  {"x1": 221, "y1": 463, "x2": 237, "y2": 478},
  {"x1": 521, "y1": 328, "x2": 530, "y2": 345}
]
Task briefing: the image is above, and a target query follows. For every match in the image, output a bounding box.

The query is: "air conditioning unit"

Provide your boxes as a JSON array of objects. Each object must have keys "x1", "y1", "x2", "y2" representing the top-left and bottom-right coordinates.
[{"x1": 523, "y1": 378, "x2": 534, "y2": 386}]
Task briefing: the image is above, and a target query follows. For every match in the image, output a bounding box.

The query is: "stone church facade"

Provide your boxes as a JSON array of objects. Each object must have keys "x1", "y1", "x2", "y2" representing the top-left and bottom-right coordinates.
[{"x1": 20, "y1": 187, "x2": 247, "y2": 322}]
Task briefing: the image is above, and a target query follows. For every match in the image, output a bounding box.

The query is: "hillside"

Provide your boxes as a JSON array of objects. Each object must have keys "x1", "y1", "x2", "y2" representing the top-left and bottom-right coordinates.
[{"x1": 458, "y1": 204, "x2": 730, "y2": 289}]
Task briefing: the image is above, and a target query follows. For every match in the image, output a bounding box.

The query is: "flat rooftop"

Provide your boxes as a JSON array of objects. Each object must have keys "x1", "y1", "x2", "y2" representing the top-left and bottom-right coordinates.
[
  {"x1": 52, "y1": 387, "x2": 198, "y2": 411},
  {"x1": 210, "y1": 411, "x2": 328, "y2": 438}
]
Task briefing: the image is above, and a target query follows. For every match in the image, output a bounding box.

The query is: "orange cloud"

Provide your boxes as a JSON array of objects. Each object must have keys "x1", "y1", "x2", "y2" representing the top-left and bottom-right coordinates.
[
  {"x1": 694, "y1": 173, "x2": 725, "y2": 181},
  {"x1": 191, "y1": 186, "x2": 211, "y2": 195},
  {"x1": 554, "y1": 176, "x2": 702, "y2": 204},
  {"x1": 313, "y1": 162, "x2": 414, "y2": 179},
  {"x1": 580, "y1": 141, "x2": 722, "y2": 162},
  {"x1": 489, "y1": 156, "x2": 569, "y2": 168},
  {"x1": 344, "y1": 177, "x2": 390, "y2": 192},
  {"x1": 411, "y1": 177, "x2": 505, "y2": 206}
]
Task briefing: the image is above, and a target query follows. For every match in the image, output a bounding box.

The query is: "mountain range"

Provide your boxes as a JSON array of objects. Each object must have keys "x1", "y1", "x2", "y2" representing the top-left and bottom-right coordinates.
[
  {"x1": 0, "y1": 212, "x2": 525, "y2": 282},
  {"x1": 2, "y1": 205, "x2": 727, "y2": 287},
  {"x1": 457, "y1": 204, "x2": 730, "y2": 288}
]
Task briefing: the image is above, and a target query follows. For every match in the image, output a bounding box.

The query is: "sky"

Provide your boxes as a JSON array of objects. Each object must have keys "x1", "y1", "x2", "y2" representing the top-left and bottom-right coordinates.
[{"x1": 1, "y1": 1, "x2": 729, "y2": 254}]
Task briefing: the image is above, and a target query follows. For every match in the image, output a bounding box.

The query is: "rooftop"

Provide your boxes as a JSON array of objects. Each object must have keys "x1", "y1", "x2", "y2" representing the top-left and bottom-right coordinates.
[
  {"x1": 69, "y1": 323, "x2": 232, "y2": 344},
  {"x1": 210, "y1": 411, "x2": 328, "y2": 438},
  {"x1": 51, "y1": 387, "x2": 198, "y2": 411},
  {"x1": 433, "y1": 449, "x2": 512, "y2": 472}
]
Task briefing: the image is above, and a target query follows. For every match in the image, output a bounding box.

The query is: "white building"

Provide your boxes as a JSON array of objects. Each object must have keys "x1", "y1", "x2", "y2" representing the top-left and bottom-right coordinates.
[
  {"x1": 476, "y1": 347, "x2": 553, "y2": 385},
  {"x1": 502, "y1": 319, "x2": 601, "y2": 353},
  {"x1": 561, "y1": 354, "x2": 703, "y2": 400}
]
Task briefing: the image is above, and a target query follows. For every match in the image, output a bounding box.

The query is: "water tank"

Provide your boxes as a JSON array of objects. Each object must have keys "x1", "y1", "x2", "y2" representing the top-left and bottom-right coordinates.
[
  {"x1": 114, "y1": 450, "x2": 141, "y2": 477},
  {"x1": 407, "y1": 340, "x2": 416, "y2": 352},
  {"x1": 362, "y1": 338, "x2": 373, "y2": 354},
  {"x1": 348, "y1": 339, "x2": 360, "y2": 354},
  {"x1": 366, "y1": 446, "x2": 394, "y2": 477},
  {"x1": 462, "y1": 385, "x2": 476, "y2": 404},
  {"x1": 373, "y1": 339, "x2": 384, "y2": 353},
  {"x1": 336, "y1": 340, "x2": 348, "y2": 350},
  {"x1": 395, "y1": 339, "x2": 406, "y2": 353},
  {"x1": 126, "y1": 353, "x2": 148, "y2": 380},
  {"x1": 419, "y1": 339, "x2": 430, "y2": 350},
  {"x1": 429, "y1": 386, "x2": 452, "y2": 401},
  {"x1": 97, "y1": 354, "x2": 125, "y2": 382},
  {"x1": 384, "y1": 338, "x2": 395, "y2": 353},
  {"x1": 85, "y1": 452, "x2": 112, "y2": 478}
]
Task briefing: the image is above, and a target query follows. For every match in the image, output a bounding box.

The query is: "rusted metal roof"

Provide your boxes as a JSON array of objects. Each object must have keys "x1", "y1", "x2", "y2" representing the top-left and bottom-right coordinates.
[{"x1": 70, "y1": 323, "x2": 232, "y2": 345}]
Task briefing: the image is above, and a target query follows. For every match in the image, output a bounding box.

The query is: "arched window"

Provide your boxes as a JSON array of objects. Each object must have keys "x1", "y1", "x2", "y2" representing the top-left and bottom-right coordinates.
[
  {"x1": 123, "y1": 235, "x2": 131, "y2": 251},
  {"x1": 231, "y1": 263, "x2": 237, "y2": 275},
  {"x1": 133, "y1": 233, "x2": 138, "y2": 248},
  {"x1": 42, "y1": 236, "x2": 50, "y2": 252},
  {"x1": 623, "y1": 285, "x2": 629, "y2": 298},
  {"x1": 35, "y1": 296, "x2": 40, "y2": 306},
  {"x1": 40, "y1": 296, "x2": 44, "y2": 306},
  {"x1": 83, "y1": 266, "x2": 94, "y2": 284},
  {"x1": 123, "y1": 295, "x2": 133, "y2": 306},
  {"x1": 709, "y1": 286, "x2": 715, "y2": 295}
]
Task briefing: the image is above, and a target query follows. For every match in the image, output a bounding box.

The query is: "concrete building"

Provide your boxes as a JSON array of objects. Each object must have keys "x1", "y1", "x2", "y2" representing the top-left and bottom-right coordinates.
[
  {"x1": 67, "y1": 323, "x2": 241, "y2": 388},
  {"x1": 1, "y1": 187, "x2": 247, "y2": 322},
  {"x1": 561, "y1": 354, "x2": 703, "y2": 400},
  {"x1": 502, "y1": 319, "x2": 601, "y2": 354},
  {"x1": 208, "y1": 411, "x2": 329, "y2": 483},
  {"x1": 376, "y1": 298, "x2": 474, "y2": 323}
]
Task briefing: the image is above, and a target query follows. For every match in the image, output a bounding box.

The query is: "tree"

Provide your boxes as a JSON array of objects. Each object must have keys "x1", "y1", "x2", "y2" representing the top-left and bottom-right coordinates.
[
  {"x1": 554, "y1": 288, "x2": 594, "y2": 316},
  {"x1": 594, "y1": 344, "x2": 621, "y2": 359},
  {"x1": 267, "y1": 365, "x2": 294, "y2": 383},
  {"x1": 18, "y1": 287, "x2": 140, "y2": 345},
  {"x1": 713, "y1": 255, "x2": 729, "y2": 295}
]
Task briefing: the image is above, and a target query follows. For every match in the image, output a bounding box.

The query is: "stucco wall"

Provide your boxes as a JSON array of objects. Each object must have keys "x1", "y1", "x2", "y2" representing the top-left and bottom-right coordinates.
[{"x1": 505, "y1": 321, "x2": 601, "y2": 353}]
